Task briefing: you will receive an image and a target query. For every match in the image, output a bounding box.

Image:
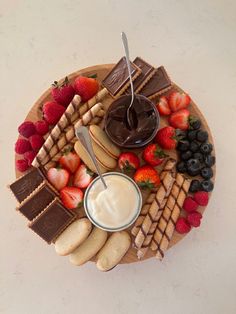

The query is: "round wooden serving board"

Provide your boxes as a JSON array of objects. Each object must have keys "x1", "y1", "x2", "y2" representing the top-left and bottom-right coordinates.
[{"x1": 15, "y1": 64, "x2": 216, "y2": 264}]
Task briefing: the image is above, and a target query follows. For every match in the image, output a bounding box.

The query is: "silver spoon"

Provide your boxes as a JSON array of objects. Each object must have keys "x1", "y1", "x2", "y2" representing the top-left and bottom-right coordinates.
[
  {"x1": 121, "y1": 31, "x2": 135, "y2": 129},
  {"x1": 75, "y1": 126, "x2": 107, "y2": 189}
]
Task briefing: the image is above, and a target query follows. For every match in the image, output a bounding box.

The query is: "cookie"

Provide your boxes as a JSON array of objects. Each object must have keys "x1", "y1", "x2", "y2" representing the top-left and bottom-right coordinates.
[
  {"x1": 89, "y1": 125, "x2": 120, "y2": 159},
  {"x1": 69, "y1": 227, "x2": 108, "y2": 266},
  {"x1": 96, "y1": 231, "x2": 131, "y2": 271},
  {"x1": 74, "y1": 140, "x2": 107, "y2": 174},
  {"x1": 91, "y1": 138, "x2": 117, "y2": 170},
  {"x1": 55, "y1": 218, "x2": 92, "y2": 256}
]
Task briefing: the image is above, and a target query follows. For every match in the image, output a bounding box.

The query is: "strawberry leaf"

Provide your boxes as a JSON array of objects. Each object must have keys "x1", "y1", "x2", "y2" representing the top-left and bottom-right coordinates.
[{"x1": 88, "y1": 73, "x2": 97, "y2": 79}]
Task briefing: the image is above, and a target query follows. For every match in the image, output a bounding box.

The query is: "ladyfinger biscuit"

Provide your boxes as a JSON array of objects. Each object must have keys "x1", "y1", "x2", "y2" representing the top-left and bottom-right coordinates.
[
  {"x1": 69, "y1": 228, "x2": 108, "y2": 266},
  {"x1": 74, "y1": 140, "x2": 107, "y2": 174},
  {"x1": 91, "y1": 139, "x2": 117, "y2": 170},
  {"x1": 89, "y1": 125, "x2": 120, "y2": 159},
  {"x1": 55, "y1": 218, "x2": 92, "y2": 256},
  {"x1": 96, "y1": 231, "x2": 131, "y2": 271}
]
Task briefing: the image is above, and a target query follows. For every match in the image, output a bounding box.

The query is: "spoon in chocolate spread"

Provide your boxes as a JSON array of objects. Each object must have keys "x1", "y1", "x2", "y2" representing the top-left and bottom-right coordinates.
[
  {"x1": 121, "y1": 32, "x2": 135, "y2": 129},
  {"x1": 75, "y1": 126, "x2": 107, "y2": 189}
]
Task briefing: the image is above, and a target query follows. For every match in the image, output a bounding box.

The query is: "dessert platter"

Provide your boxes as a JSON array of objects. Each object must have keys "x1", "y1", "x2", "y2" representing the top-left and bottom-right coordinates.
[{"x1": 9, "y1": 55, "x2": 216, "y2": 271}]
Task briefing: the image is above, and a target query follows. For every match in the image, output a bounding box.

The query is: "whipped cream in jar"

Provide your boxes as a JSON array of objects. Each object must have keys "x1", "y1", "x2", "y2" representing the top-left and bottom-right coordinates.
[{"x1": 84, "y1": 172, "x2": 142, "y2": 232}]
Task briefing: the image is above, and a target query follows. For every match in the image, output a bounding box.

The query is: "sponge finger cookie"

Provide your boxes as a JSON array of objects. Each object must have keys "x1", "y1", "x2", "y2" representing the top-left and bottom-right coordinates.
[
  {"x1": 89, "y1": 125, "x2": 120, "y2": 159},
  {"x1": 92, "y1": 139, "x2": 117, "y2": 170},
  {"x1": 55, "y1": 218, "x2": 92, "y2": 256},
  {"x1": 96, "y1": 231, "x2": 131, "y2": 271},
  {"x1": 69, "y1": 227, "x2": 108, "y2": 266}
]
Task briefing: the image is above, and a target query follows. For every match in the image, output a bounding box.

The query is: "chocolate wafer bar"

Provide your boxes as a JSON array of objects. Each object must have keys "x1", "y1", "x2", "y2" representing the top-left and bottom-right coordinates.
[
  {"x1": 9, "y1": 168, "x2": 45, "y2": 203},
  {"x1": 155, "y1": 176, "x2": 191, "y2": 260},
  {"x1": 139, "y1": 66, "x2": 172, "y2": 99},
  {"x1": 16, "y1": 183, "x2": 57, "y2": 220},
  {"x1": 102, "y1": 57, "x2": 141, "y2": 97},
  {"x1": 29, "y1": 199, "x2": 76, "y2": 243}
]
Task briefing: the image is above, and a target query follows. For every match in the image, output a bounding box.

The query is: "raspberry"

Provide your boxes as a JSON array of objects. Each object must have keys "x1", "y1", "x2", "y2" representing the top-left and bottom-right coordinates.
[
  {"x1": 183, "y1": 197, "x2": 198, "y2": 212},
  {"x1": 175, "y1": 217, "x2": 191, "y2": 234},
  {"x1": 16, "y1": 159, "x2": 29, "y2": 172},
  {"x1": 194, "y1": 191, "x2": 209, "y2": 206},
  {"x1": 15, "y1": 138, "x2": 32, "y2": 154},
  {"x1": 18, "y1": 121, "x2": 36, "y2": 138},
  {"x1": 187, "y1": 212, "x2": 202, "y2": 227},
  {"x1": 29, "y1": 134, "x2": 44, "y2": 151},
  {"x1": 35, "y1": 120, "x2": 49, "y2": 135},
  {"x1": 24, "y1": 150, "x2": 36, "y2": 166}
]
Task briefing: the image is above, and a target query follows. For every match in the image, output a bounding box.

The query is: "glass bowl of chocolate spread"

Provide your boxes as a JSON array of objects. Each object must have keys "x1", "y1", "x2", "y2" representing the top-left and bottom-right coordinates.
[{"x1": 104, "y1": 94, "x2": 160, "y2": 148}]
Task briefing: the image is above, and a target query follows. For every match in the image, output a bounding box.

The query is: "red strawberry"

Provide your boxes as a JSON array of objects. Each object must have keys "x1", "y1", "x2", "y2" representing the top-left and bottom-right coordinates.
[
  {"x1": 155, "y1": 126, "x2": 178, "y2": 150},
  {"x1": 134, "y1": 165, "x2": 160, "y2": 189},
  {"x1": 60, "y1": 186, "x2": 83, "y2": 210},
  {"x1": 51, "y1": 77, "x2": 75, "y2": 107},
  {"x1": 169, "y1": 91, "x2": 191, "y2": 112},
  {"x1": 118, "y1": 152, "x2": 140, "y2": 172},
  {"x1": 169, "y1": 109, "x2": 190, "y2": 130},
  {"x1": 73, "y1": 164, "x2": 93, "y2": 188},
  {"x1": 183, "y1": 197, "x2": 198, "y2": 212},
  {"x1": 35, "y1": 120, "x2": 49, "y2": 135},
  {"x1": 156, "y1": 96, "x2": 171, "y2": 116},
  {"x1": 42, "y1": 101, "x2": 65, "y2": 125},
  {"x1": 24, "y1": 150, "x2": 36, "y2": 166},
  {"x1": 15, "y1": 138, "x2": 32, "y2": 154},
  {"x1": 143, "y1": 144, "x2": 168, "y2": 167},
  {"x1": 175, "y1": 217, "x2": 191, "y2": 234},
  {"x1": 59, "y1": 149, "x2": 80, "y2": 173},
  {"x1": 47, "y1": 167, "x2": 70, "y2": 191},
  {"x1": 16, "y1": 159, "x2": 29, "y2": 172},
  {"x1": 29, "y1": 134, "x2": 44, "y2": 151},
  {"x1": 18, "y1": 121, "x2": 36, "y2": 138},
  {"x1": 74, "y1": 76, "x2": 99, "y2": 102},
  {"x1": 187, "y1": 211, "x2": 202, "y2": 227},
  {"x1": 193, "y1": 191, "x2": 209, "y2": 206}
]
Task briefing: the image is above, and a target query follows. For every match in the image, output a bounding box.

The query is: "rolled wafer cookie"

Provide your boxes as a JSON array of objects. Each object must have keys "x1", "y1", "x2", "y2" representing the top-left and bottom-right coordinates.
[
  {"x1": 96, "y1": 231, "x2": 131, "y2": 271},
  {"x1": 131, "y1": 158, "x2": 176, "y2": 237},
  {"x1": 74, "y1": 140, "x2": 107, "y2": 174},
  {"x1": 134, "y1": 171, "x2": 175, "y2": 249},
  {"x1": 69, "y1": 228, "x2": 108, "y2": 266},
  {"x1": 32, "y1": 95, "x2": 82, "y2": 167},
  {"x1": 156, "y1": 176, "x2": 191, "y2": 260},
  {"x1": 150, "y1": 173, "x2": 184, "y2": 251},
  {"x1": 40, "y1": 103, "x2": 103, "y2": 166},
  {"x1": 55, "y1": 218, "x2": 92, "y2": 256},
  {"x1": 89, "y1": 125, "x2": 121, "y2": 159}
]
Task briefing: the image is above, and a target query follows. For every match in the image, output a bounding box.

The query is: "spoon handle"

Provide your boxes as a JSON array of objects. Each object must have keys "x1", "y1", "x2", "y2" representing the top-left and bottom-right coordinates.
[
  {"x1": 121, "y1": 32, "x2": 134, "y2": 103},
  {"x1": 75, "y1": 126, "x2": 107, "y2": 189}
]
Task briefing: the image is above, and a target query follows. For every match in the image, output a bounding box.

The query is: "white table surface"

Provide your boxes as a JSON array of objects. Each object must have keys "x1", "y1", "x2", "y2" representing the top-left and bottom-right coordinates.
[{"x1": 1, "y1": 1, "x2": 236, "y2": 313}]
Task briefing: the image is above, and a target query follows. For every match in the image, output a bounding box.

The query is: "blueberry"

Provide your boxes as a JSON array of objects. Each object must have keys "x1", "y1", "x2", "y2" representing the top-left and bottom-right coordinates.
[
  {"x1": 205, "y1": 155, "x2": 215, "y2": 167},
  {"x1": 200, "y1": 143, "x2": 213, "y2": 154},
  {"x1": 190, "y1": 141, "x2": 200, "y2": 153},
  {"x1": 177, "y1": 161, "x2": 186, "y2": 173},
  {"x1": 201, "y1": 180, "x2": 214, "y2": 192},
  {"x1": 197, "y1": 130, "x2": 208, "y2": 142},
  {"x1": 181, "y1": 150, "x2": 192, "y2": 161},
  {"x1": 186, "y1": 158, "x2": 201, "y2": 176},
  {"x1": 201, "y1": 167, "x2": 213, "y2": 179},
  {"x1": 193, "y1": 152, "x2": 204, "y2": 163},
  {"x1": 177, "y1": 140, "x2": 190, "y2": 152},
  {"x1": 189, "y1": 180, "x2": 201, "y2": 193},
  {"x1": 190, "y1": 118, "x2": 201, "y2": 130},
  {"x1": 187, "y1": 130, "x2": 198, "y2": 141}
]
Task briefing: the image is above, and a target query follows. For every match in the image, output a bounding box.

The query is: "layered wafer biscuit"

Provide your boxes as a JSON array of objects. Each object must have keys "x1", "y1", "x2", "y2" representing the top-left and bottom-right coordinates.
[
  {"x1": 134, "y1": 171, "x2": 175, "y2": 249},
  {"x1": 32, "y1": 95, "x2": 82, "y2": 167},
  {"x1": 150, "y1": 173, "x2": 184, "y2": 251},
  {"x1": 156, "y1": 176, "x2": 191, "y2": 260},
  {"x1": 131, "y1": 158, "x2": 176, "y2": 237},
  {"x1": 40, "y1": 103, "x2": 103, "y2": 166}
]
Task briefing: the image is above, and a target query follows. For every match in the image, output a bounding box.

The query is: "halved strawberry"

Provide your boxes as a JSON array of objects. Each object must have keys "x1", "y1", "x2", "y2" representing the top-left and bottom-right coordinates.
[
  {"x1": 169, "y1": 91, "x2": 191, "y2": 112},
  {"x1": 73, "y1": 164, "x2": 93, "y2": 189},
  {"x1": 143, "y1": 143, "x2": 168, "y2": 167},
  {"x1": 59, "y1": 149, "x2": 80, "y2": 173},
  {"x1": 169, "y1": 109, "x2": 190, "y2": 130},
  {"x1": 118, "y1": 152, "x2": 140, "y2": 172},
  {"x1": 47, "y1": 167, "x2": 70, "y2": 191},
  {"x1": 134, "y1": 165, "x2": 160, "y2": 189},
  {"x1": 60, "y1": 186, "x2": 83, "y2": 210},
  {"x1": 156, "y1": 96, "x2": 171, "y2": 116}
]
